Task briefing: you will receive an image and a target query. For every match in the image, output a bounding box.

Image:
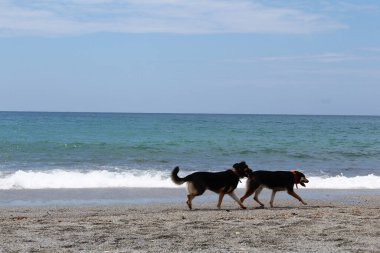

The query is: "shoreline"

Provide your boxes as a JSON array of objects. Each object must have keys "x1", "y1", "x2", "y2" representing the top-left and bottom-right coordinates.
[
  {"x1": 1, "y1": 188, "x2": 380, "y2": 208},
  {"x1": 0, "y1": 193, "x2": 379, "y2": 252}
]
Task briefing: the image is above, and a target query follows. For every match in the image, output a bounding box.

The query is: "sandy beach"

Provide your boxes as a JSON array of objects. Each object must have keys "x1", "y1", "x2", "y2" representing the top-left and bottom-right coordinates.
[{"x1": 0, "y1": 189, "x2": 379, "y2": 252}]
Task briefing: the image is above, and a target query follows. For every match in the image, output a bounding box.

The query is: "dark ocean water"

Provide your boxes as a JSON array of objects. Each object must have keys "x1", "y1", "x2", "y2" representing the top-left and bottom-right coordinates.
[{"x1": 1, "y1": 112, "x2": 379, "y2": 189}]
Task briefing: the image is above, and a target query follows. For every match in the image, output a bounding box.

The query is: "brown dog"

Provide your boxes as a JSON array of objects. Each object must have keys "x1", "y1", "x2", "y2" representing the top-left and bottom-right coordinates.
[
  {"x1": 171, "y1": 161, "x2": 251, "y2": 209},
  {"x1": 240, "y1": 170, "x2": 309, "y2": 207}
]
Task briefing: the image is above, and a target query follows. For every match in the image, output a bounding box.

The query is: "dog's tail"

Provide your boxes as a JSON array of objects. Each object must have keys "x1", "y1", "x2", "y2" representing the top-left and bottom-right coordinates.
[{"x1": 171, "y1": 166, "x2": 187, "y2": 185}]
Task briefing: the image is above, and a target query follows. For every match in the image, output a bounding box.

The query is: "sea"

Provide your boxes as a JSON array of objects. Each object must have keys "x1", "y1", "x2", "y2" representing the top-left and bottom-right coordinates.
[{"x1": 1, "y1": 111, "x2": 380, "y2": 191}]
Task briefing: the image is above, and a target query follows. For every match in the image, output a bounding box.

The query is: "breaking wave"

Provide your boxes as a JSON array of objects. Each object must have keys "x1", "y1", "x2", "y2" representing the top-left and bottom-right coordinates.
[{"x1": 0, "y1": 170, "x2": 380, "y2": 190}]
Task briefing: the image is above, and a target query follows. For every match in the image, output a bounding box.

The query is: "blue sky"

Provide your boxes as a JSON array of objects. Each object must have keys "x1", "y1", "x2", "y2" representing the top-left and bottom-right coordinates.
[{"x1": 1, "y1": 0, "x2": 379, "y2": 115}]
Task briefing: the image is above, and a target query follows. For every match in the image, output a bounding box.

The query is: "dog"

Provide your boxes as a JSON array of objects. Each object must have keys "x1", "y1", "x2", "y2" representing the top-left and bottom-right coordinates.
[
  {"x1": 171, "y1": 161, "x2": 251, "y2": 210},
  {"x1": 240, "y1": 170, "x2": 309, "y2": 208}
]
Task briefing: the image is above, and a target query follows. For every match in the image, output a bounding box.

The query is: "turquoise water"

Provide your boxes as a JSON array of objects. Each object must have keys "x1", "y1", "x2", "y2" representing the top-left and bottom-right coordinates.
[{"x1": 1, "y1": 112, "x2": 380, "y2": 189}]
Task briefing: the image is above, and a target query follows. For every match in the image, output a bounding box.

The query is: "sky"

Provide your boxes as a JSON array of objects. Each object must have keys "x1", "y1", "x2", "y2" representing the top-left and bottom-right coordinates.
[{"x1": 0, "y1": 0, "x2": 380, "y2": 115}]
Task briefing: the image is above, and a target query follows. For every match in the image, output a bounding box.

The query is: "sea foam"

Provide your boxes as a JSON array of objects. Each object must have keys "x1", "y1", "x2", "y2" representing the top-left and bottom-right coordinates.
[
  {"x1": 307, "y1": 174, "x2": 380, "y2": 189},
  {"x1": 1, "y1": 170, "x2": 380, "y2": 190},
  {"x1": 0, "y1": 170, "x2": 175, "y2": 190}
]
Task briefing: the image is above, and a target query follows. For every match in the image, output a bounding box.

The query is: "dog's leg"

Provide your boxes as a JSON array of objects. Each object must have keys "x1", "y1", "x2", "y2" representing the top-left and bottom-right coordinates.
[
  {"x1": 240, "y1": 189, "x2": 254, "y2": 203},
  {"x1": 240, "y1": 183, "x2": 260, "y2": 203},
  {"x1": 217, "y1": 192, "x2": 225, "y2": 209},
  {"x1": 287, "y1": 190, "x2": 307, "y2": 205},
  {"x1": 269, "y1": 190, "x2": 277, "y2": 208},
  {"x1": 186, "y1": 194, "x2": 194, "y2": 210},
  {"x1": 253, "y1": 186, "x2": 265, "y2": 207},
  {"x1": 186, "y1": 182, "x2": 204, "y2": 210},
  {"x1": 228, "y1": 192, "x2": 246, "y2": 209}
]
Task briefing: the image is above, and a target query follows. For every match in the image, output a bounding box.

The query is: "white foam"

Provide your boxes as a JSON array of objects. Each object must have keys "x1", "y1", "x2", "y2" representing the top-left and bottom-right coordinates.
[
  {"x1": 307, "y1": 174, "x2": 380, "y2": 189},
  {"x1": 0, "y1": 170, "x2": 177, "y2": 190},
  {"x1": 0, "y1": 170, "x2": 379, "y2": 190}
]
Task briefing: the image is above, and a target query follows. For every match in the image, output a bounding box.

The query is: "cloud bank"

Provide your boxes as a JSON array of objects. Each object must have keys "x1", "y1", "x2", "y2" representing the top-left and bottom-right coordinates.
[{"x1": 0, "y1": 0, "x2": 346, "y2": 37}]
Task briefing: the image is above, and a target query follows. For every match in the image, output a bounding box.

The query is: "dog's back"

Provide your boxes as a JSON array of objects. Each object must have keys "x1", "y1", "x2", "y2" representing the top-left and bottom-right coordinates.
[
  {"x1": 250, "y1": 170, "x2": 294, "y2": 190},
  {"x1": 171, "y1": 167, "x2": 240, "y2": 193}
]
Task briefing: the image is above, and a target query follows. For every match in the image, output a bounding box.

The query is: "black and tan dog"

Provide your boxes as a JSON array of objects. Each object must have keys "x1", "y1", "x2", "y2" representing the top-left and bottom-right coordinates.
[
  {"x1": 171, "y1": 161, "x2": 251, "y2": 210},
  {"x1": 240, "y1": 170, "x2": 309, "y2": 208}
]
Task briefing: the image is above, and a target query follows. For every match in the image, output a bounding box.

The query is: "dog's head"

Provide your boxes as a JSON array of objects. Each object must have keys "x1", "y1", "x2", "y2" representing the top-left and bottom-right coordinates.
[
  {"x1": 233, "y1": 161, "x2": 253, "y2": 178},
  {"x1": 295, "y1": 171, "x2": 309, "y2": 187}
]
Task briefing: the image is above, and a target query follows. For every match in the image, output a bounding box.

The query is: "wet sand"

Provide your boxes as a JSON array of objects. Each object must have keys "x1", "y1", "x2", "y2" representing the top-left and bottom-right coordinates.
[{"x1": 0, "y1": 189, "x2": 379, "y2": 252}]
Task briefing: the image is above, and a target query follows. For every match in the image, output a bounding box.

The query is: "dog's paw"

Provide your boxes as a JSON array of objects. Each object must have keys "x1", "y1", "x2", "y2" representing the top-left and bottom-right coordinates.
[
  {"x1": 302, "y1": 201, "x2": 307, "y2": 205},
  {"x1": 241, "y1": 205, "x2": 247, "y2": 210}
]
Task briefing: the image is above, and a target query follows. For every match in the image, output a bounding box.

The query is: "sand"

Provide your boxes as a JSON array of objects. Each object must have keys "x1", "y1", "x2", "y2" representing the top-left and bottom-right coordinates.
[{"x1": 0, "y1": 190, "x2": 379, "y2": 253}]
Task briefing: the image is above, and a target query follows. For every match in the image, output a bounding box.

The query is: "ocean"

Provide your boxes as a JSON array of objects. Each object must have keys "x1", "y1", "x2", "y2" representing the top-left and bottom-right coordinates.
[{"x1": 1, "y1": 111, "x2": 380, "y2": 190}]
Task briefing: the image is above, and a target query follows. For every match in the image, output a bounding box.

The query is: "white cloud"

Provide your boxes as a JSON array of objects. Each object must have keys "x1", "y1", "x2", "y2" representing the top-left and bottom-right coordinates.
[
  {"x1": 324, "y1": 1, "x2": 379, "y2": 12},
  {"x1": 226, "y1": 52, "x2": 373, "y2": 65},
  {"x1": 0, "y1": 0, "x2": 346, "y2": 37},
  {"x1": 361, "y1": 47, "x2": 380, "y2": 53},
  {"x1": 258, "y1": 53, "x2": 361, "y2": 63}
]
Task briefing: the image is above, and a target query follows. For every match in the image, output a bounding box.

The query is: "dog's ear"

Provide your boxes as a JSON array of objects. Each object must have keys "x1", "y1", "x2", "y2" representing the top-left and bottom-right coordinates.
[
  {"x1": 244, "y1": 168, "x2": 253, "y2": 177},
  {"x1": 239, "y1": 161, "x2": 248, "y2": 168},
  {"x1": 233, "y1": 163, "x2": 239, "y2": 169},
  {"x1": 292, "y1": 169, "x2": 304, "y2": 175},
  {"x1": 297, "y1": 171, "x2": 306, "y2": 177}
]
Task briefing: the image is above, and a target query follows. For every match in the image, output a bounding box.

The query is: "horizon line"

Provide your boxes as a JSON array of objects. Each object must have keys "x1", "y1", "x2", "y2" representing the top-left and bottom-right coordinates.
[{"x1": 1, "y1": 110, "x2": 379, "y2": 117}]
